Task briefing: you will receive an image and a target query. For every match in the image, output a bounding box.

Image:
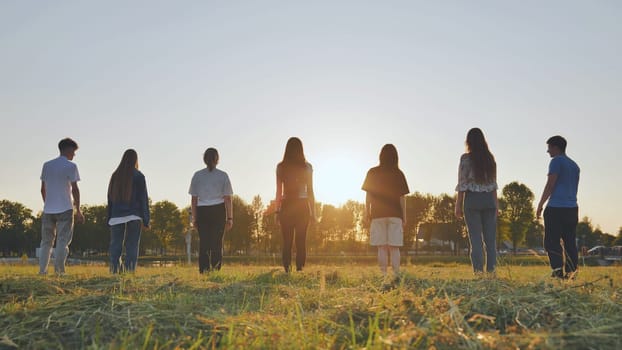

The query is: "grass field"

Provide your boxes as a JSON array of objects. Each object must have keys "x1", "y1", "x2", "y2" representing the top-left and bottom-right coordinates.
[{"x1": 1, "y1": 260, "x2": 621, "y2": 349}]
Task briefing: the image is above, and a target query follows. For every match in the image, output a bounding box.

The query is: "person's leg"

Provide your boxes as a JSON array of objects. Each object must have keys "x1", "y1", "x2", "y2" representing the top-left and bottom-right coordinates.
[
  {"x1": 481, "y1": 208, "x2": 498, "y2": 273},
  {"x1": 389, "y1": 246, "x2": 401, "y2": 275},
  {"x1": 53, "y1": 210, "x2": 74, "y2": 275},
  {"x1": 377, "y1": 245, "x2": 389, "y2": 276},
  {"x1": 39, "y1": 213, "x2": 57, "y2": 275},
  {"x1": 196, "y1": 206, "x2": 210, "y2": 273},
  {"x1": 387, "y1": 217, "x2": 404, "y2": 275},
  {"x1": 208, "y1": 204, "x2": 226, "y2": 271},
  {"x1": 543, "y1": 207, "x2": 564, "y2": 277},
  {"x1": 109, "y1": 223, "x2": 125, "y2": 273},
  {"x1": 464, "y1": 208, "x2": 484, "y2": 273},
  {"x1": 294, "y1": 201, "x2": 310, "y2": 271},
  {"x1": 281, "y1": 221, "x2": 294, "y2": 273},
  {"x1": 123, "y1": 220, "x2": 142, "y2": 272},
  {"x1": 561, "y1": 207, "x2": 579, "y2": 275}
]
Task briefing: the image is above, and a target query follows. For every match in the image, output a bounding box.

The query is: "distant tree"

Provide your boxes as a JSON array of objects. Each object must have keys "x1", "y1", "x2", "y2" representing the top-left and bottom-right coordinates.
[
  {"x1": 261, "y1": 211, "x2": 281, "y2": 254},
  {"x1": 613, "y1": 227, "x2": 622, "y2": 246},
  {"x1": 0, "y1": 200, "x2": 34, "y2": 256},
  {"x1": 500, "y1": 182, "x2": 535, "y2": 253},
  {"x1": 576, "y1": 217, "x2": 595, "y2": 248},
  {"x1": 429, "y1": 194, "x2": 466, "y2": 255},
  {"x1": 225, "y1": 196, "x2": 254, "y2": 255},
  {"x1": 72, "y1": 204, "x2": 109, "y2": 254},
  {"x1": 525, "y1": 220, "x2": 544, "y2": 248},
  {"x1": 250, "y1": 195, "x2": 264, "y2": 253},
  {"x1": 150, "y1": 201, "x2": 183, "y2": 254},
  {"x1": 404, "y1": 192, "x2": 435, "y2": 249}
]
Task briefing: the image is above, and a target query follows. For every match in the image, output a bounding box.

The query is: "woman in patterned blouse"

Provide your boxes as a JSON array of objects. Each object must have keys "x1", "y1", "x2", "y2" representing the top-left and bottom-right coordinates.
[{"x1": 455, "y1": 128, "x2": 499, "y2": 275}]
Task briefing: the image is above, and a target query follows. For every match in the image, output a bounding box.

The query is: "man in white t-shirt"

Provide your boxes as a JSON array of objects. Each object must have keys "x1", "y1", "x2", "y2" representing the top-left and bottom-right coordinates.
[{"x1": 39, "y1": 138, "x2": 85, "y2": 275}]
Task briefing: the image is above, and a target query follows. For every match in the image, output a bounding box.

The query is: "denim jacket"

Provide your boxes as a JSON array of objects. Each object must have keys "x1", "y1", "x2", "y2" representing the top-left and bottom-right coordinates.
[{"x1": 107, "y1": 170, "x2": 150, "y2": 226}]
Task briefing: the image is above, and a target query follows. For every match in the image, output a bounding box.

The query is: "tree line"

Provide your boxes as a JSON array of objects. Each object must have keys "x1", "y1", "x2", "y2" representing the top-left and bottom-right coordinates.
[{"x1": 1, "y1": 181, "x2": 620, "y2": 257}]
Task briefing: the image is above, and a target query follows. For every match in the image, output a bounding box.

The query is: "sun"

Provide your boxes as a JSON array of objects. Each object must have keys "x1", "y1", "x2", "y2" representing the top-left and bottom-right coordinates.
[{"x1": 312, "y1": 155, "x2": 368, "y2": 206}]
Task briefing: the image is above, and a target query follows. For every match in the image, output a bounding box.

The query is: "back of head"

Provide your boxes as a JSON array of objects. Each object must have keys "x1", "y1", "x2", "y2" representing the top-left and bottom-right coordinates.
[
  {"x1": 379, "y1": 144, "x2": 399, "y2": 169},
  {"x1": 280, "y1": 137, "x2": 307, "y2": 194},
  {"x1": 58, "y1": 138, "x2": 78, "y2": 152},
  {"x1": 465, "y1": 128, "x2": 496, "y2": 183},
  {"x1": 203, "y1": 148, "x2": 219, "y2": 171},
  {"x1": 109, "y1": 149, "x2": 138, "y2": 202},
  {"x1": 547, "y1": 135, "x2": 567, "y2": 153},
  {"x1": 282, "y1": 137, "x2": 306, "y2": 166}
]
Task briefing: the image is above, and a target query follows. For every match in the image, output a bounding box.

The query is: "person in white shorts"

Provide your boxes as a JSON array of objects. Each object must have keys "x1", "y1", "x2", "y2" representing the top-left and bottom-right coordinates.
[
  {"x1": 362, "y1": 144, "x2": 410, "y2": 279},
  {"x1": 39, "y1": 138, "x2": 85, "y2": 275}
]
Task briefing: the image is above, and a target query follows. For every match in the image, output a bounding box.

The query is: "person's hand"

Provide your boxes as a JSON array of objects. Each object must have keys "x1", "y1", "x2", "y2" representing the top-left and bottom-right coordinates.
[
  {"x1": 225, "y1": 219, "x2": 233, "y2": 232},
  {"x1": 74, "y1": 210, "x2": 85, "y2": 224},
  {"x1": 192, "y1": 220, "x2": 198, "y2": 229},
  {"x1": 402, "y1": 218, "x2": 408, "y2": 229},
  {"x1": 143, "y1": 224, "x2": 150, "y2": 230},
  {"x1": 454, "y1": 207, "x2": 463, "y2": 219},
  {"x1": 536, "y1": 205, "x2": 543, "y2": 220}
]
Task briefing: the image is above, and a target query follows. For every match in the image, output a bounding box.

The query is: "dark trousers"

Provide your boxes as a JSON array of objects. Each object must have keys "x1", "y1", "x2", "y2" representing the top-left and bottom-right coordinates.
[
  {"x1": 280, "y1": 198, "x2": 310, "y2": 271},
  {"x1": 196, "y1": 204, "x2": 226, "y2": 273},
  {"x1": 109, "y1": 219, "x2": 142, "y2": 273},
  {"x1": 543, "y1": 207, "x2": 579, "y2": 273}
]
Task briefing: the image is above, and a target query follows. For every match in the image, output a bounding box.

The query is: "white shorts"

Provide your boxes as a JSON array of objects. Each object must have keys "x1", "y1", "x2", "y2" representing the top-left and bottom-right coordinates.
[{"x1": 370, "y1": 217, "x2": 403, "y2": 246}]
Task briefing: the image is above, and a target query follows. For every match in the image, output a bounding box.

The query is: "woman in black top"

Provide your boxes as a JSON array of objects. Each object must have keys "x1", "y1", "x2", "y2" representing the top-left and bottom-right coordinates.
[
  {"x1": 362, "y1": 144, "x2": 410, "y2": 278},
  {"x1": 275, "y1": 137, "x2": 316, "y2": 273}
]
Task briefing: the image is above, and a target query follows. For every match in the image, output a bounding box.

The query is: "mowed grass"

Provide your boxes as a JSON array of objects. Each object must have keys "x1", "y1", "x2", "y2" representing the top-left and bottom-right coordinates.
[{"x1": 1, "y1": 261, "x2": 621, "y2": 349}]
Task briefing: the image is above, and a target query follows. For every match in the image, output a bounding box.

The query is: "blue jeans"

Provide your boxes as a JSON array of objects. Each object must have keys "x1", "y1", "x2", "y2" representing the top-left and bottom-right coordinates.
[
  {"x1": 109, "y1": 220, "x2": 142, "y2": 273},
  {"x1": 463, "y1": 191, "x2": 497, "y2": 273}
]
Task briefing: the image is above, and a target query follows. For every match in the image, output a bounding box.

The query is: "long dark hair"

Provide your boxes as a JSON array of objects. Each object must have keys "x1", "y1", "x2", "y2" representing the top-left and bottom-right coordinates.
[
  {"x1": 379, "y1": 144, "x2": 399, "y2": 169},
  {"x1": 281, "y1": 137, "x2": 306, "y2": 166},
  {"x1": 108, "y1": 149, "x2": 138, "y2": 202},
  {"x1": 203, "y1": 148, "x2": 219, "y2": 171},
  {"x1": 466, "y1": 128, "x2": 496, "y2": 184},
  {"x1": 278, "y1": 137, "x2": 308, "y2": 190}
]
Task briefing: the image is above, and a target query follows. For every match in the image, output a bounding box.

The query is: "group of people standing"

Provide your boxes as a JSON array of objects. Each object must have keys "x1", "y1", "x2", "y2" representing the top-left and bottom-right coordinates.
[{"x1": 38, "y1": 129, "x2": 580, "y2": 281}]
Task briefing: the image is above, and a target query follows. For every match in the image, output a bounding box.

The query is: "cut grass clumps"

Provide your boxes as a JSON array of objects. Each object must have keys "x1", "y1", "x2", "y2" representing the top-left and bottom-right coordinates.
[{"x1": 0, "y1": 264, "x2": 621, "y2": 349}]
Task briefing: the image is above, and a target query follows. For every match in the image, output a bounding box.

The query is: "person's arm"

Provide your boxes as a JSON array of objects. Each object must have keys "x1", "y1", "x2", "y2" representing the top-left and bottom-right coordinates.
[
  {"x1": 224, "y1": 195, "x2": 233, "y2": 231},
  {"x1": 537, "y1": 173, "x2": 558, "y2": 219},
  {"x1": 140, "y1": 175, "x2": 150, "y2": 228},
  {"x1": 455, "y1": 191, "x2": 465, "y2": 219},
  {"x1": 455, "y1": 155, "x2": 466, "y2": 219},
  {"x1": 191, "y1": 196, "x2": 198, "y2": 228},
  {"x1": 494, "y1": 190, "x2": 499, "y2": 216},
  {"x1": 275, "y1": 167, "x2": 283, "y2": 210},
  {"x1": 307, "y1": 166, "x2": 316, "y2": 220},
  {"x1": 41, "y1": 181, "x2": 46, "y2": 202},
  {"x1": 400, "y1": 195, "x2": 407, "y2": 228},
  {"x1": 71, "y1": 181, "x2": 84, "y2": 223},
  {"x1": 364, "y1": 192, "x2": 372, "y2": 226}
]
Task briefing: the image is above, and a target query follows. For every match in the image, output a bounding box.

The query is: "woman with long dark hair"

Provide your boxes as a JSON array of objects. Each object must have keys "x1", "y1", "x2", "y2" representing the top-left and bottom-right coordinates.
[
  {"x1": 276, "y1": 137, "x2": 315, "y2": 273},
  {"x1": 362, "y1": 144, "x2": 410, "y2": 280},
  {"x1": 107, "y1": 149, "x2": 150, "y2": 273},
  {"x1": 455, "y1": 128, "x2": 499, "y2": 275},
  {"x1": 189, "y1": 148, "x2": 234, "y2": 273}
]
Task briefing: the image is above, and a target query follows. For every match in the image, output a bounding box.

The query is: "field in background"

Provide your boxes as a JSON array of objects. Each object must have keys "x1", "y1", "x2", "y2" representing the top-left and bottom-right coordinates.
[{"x1": 1, "y1": 263, "x2": 621, "y2": 349}]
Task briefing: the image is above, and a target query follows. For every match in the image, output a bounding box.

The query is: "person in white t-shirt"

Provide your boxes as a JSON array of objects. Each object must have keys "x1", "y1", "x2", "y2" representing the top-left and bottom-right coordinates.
[
  {"x1": 39, "y1": 138, "x2": 84, "y2": 275},
  {"x1": 189, "y1": 148, "x2": 234, "y2": 273}
]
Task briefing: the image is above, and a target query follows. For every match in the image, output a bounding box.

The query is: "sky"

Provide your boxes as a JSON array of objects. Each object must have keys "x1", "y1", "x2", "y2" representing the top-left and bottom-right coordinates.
[{"x1": 1, "y1": 1, "x2": 621, "y2": 234}]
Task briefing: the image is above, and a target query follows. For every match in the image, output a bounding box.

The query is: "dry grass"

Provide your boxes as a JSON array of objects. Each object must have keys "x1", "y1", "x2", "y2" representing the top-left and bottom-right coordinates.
[{"x1": 1, "y1": 262, "x2": 621, "y2": 349}]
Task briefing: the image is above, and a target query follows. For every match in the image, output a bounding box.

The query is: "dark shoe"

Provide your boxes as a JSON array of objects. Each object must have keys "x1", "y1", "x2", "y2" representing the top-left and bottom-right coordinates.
[{"x1": 551, "y1": 268, "x2": 564, "y2": 279}]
